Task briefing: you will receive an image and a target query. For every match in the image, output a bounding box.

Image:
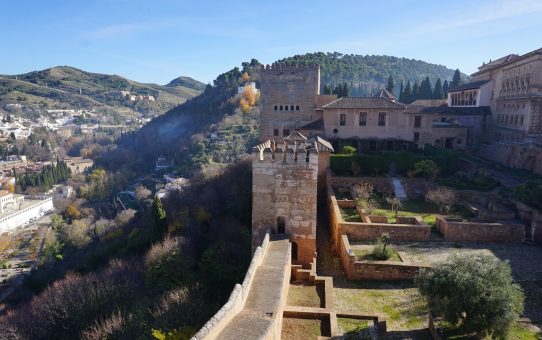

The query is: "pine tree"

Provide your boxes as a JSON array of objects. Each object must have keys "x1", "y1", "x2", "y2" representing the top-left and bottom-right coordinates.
[
  {"x1": 152, "y1": 196, "x2": 168, "y2": 240},
  {"x1": 433, "y1": 78, "x2": 443, "y2": 99},
  {"x1": 451, "y1": 69, "x2": 461, "y2": 88},
  {"x1": 386, "y1": 75, "x2": 395, "y2": 94},
  {"x1": 404, "y1": 81, "x2": 413, "y2": 104},
  {"x1": 399, "y1": 81, "x2": 404, "y2": 102}
]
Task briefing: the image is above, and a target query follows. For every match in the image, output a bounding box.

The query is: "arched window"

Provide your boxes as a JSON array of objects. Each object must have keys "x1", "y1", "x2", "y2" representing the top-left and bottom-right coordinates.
[
  {"x1": 290, "y1": 105, "x2": 294, "y2": 111},
  {"x1": 296, "y1": 105, "x2": 300, "y2": 110},
  {"x1": 274, "y1": 105, "x2": 278, "y2": 111},
  {"x1": 277, "y1": 216, "x2": 286, "y2": 233},
  {"x1": 285, "y1": 105, "x2": 288, "y2": 111},
  {"x1": 279, "y1": 105, "x2": 283, "y2": 111},
  {"x1": 292, "y1": 242, "x2": 298, "y2": 261}
]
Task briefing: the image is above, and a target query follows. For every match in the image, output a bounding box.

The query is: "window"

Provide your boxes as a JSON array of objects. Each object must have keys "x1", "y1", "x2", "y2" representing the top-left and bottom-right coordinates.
[
  {"x1": 339, "y1": 113, "x2": 346, "y2": 126},
  {"x1": 283, "y1": 128, "x2": 290, "y2": 136},
  {"x1": 413, "y1": 132, "x2": 420, "y2": 142},
  {"x1": 414, "y1": 116, "x2": 422, "y2": 128},
  {"x1": 457, "y1": 138, "x2": 462, "y2": 144},
  {"x1": 520, "y1": 116, "x2": 524, "y2": 125},
  {"x1": 290, "y1": 105, "x2": 294, "y2": 111},
  {"x1": 296, "y1": 105, "x2": 300, "y2": 110},
  {"x1": 441, "y1": 117, "x2": 446, "y2": 123},
  {"x1": 284, "y1": 105, "x2": 288, "y2": 111},
  {"x1": 359, "y1": 112, "x2": 367, "y2": 126},
  {"x1": 273, "y1": 128, "x2": 279, "y2": 136},
  {"x1": 274, "y1": 105, "x2": 278, "y2": 111},
  {"x1": 279, "y1": 105, "x2": 283, "y2": 110},
  {"x1": 378, "y1": 112, "x2": 386, "y2": 126}
]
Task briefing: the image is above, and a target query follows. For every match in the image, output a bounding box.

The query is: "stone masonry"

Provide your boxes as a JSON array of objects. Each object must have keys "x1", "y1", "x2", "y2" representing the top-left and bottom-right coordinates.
[{"x1": 252, "y1": 132, "x2": 332, "y2": 267}]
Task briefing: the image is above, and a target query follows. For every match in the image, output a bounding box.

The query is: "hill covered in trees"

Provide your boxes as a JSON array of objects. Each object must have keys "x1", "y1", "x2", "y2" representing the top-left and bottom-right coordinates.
[
  {"x1": 0, "y1": 66, "x2": 203, "y2": 118},
  {"x1": 276, "y1": 52, "x2": 469, "y2": 98}
]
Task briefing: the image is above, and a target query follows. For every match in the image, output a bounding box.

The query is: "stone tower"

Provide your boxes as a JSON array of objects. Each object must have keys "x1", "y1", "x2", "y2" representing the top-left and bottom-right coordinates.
[
  {"x1": 252, "y1": 131, "x2": 333, "y2": 267},
  {"x1": 259, "y1": 64, "x2": 321, "y2": 141}
]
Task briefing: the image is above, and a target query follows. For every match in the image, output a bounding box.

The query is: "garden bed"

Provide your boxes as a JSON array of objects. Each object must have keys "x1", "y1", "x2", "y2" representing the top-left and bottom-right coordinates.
[
  {"x1": 281, "y1": 316, "x2": 330, "y2": 339},
  {"x1": 287, "y1": 282, "x2": 325, "y2": 308},
  {"x1": 351, "y1": 244, "x2": 402, "y2": 262}
]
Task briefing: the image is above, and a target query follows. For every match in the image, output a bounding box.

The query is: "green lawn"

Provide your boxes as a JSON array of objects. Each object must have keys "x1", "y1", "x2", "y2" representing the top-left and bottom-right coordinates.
[
  {"x1": 340, "y1": 207, "x2": 361, "y2": 222},
  {"x1": 334, "y1": 280, "x2": 428, "y2": 331}
]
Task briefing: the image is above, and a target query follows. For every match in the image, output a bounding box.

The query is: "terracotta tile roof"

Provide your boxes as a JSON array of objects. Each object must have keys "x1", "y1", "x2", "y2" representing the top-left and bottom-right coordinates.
[
  {"x1": 322, "y1": 97, "x2": 405, "y2": 109},
  {"x1": 446, "y1": 80, "x2": 490, "y2": 92},
  {"x1": 299, "y1": 119, "x2": 324, "y2": 130},
  {"x1": 406, "y1": 104, "x2": 491, "y2": 116}
]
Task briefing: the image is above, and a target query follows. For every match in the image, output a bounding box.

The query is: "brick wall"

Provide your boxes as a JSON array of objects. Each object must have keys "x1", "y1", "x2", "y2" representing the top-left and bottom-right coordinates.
[
  {"x1": 340, "y1": 235, "x2": 429, "y2": 281},
  {"x1": 328, "y1": 182, "x2": 431, "y2": 254},
  {"x1": 435, "y1": 216, "x2": 525, "y2": 243}
]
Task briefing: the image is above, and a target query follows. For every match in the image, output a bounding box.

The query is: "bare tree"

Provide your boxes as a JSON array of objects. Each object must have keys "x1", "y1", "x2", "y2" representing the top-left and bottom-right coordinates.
[
  {"x1": 385, "y1": 196, "x2": 403, "y2": 217},
  {"x1": 134, "y1": 185, "x2": 151, "y2": 201},
  {"x1": 426, "y1": 186, "x2": 458, "y2": 214}
]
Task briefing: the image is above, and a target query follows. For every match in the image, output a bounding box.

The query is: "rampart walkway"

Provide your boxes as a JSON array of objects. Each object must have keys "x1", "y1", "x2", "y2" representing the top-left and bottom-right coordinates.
[{"x1": 216, "y1": 236, "x2": 290, "y2": 339}]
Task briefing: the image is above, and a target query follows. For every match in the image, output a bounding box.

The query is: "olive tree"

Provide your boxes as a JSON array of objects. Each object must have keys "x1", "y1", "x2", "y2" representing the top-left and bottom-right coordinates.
[{"x1": 416, "y1": 254, "x2": 524, "y2": 339}]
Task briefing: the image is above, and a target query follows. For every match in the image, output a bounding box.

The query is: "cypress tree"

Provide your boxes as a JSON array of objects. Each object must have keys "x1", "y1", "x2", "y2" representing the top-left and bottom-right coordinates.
[
  {"x1": 386, "y1": 75, "x2": 395, "y2": 94},
  {"x1": 412, "y1": 80, "x2": 420, "y2": 102},
  {"x1": 420, "y1": 76, "x2": 432, "y2": 99},
  {"x1": 343, "y1": 81, "x2": 350, "y2": 97},
  {"x1": 451, "y1": 69, "x2": 461, "y2": 88},
  {"x1": 433, "y1": 78, "x2": 443, "y2": 99},
  {"x1": 152, "y1": 196, "x2": 168, "y2": 240},
  {"x1": 338, "y1": 83, "x2": 343, "y2": 98},
  {"x1": 399, "y1": 81, "x2": 404, "y2": 102},
  {"x1": 404, "y1": 81, "x2": 413, "y2": 104},
  {"x1": 442, "y1": 79, "x2": 449, "y2": 94}
]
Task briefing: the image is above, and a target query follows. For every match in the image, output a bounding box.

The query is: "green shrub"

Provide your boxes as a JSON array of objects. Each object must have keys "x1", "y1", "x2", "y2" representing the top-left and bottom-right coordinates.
[
  {"x1": 144, "y1": 236, "x2": 194, "y2": 290},
  {"x1": 513, "y1": 180, "x2": 542, "y2": 209},
  {"x1": 371, "y1": 234, "x2": 393, "y2": 260},
  {"x1": 330, "y1": 146, "x2": 458, "y2": 177},
  {"x1": 340, "y1": 145, "x2": 357, "y2": 155},
  {"x1": 416, "y1": 254, "x2": 524, "y2": 339}
]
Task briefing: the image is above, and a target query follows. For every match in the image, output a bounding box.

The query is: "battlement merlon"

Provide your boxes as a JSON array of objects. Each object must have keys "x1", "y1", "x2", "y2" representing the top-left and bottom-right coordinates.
[
  {"x1": 260, "y1": 63, "x2": 320, "y2": 72},
  {"x1": 252, "y1": 132, "x2": 333, "y2": 163}
]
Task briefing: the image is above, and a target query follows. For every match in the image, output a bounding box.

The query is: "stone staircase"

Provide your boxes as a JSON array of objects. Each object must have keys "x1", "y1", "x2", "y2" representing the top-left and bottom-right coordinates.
[{"x1": 392, "y1": 177, "x2": 407, "y2": 199}]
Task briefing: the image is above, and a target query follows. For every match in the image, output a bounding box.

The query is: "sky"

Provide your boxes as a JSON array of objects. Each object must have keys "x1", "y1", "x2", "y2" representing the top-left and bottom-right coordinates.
[{"x1": 1, "y1": 0, "x2": 541, "y2": 85}]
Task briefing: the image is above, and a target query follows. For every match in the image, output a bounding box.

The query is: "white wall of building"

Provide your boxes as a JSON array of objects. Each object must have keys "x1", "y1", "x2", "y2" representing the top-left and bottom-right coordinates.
[{"x1": 0, "y1": 198, "x2": 53, "y2": 233}]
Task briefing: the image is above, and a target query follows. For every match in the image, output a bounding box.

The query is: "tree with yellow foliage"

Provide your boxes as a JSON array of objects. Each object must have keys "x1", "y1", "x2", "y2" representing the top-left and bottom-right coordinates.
[{"x1": 240, "y1": 85, "x2": 259, "y2": 113}]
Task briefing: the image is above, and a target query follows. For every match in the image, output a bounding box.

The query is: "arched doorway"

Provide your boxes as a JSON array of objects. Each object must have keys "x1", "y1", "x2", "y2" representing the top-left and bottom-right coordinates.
[
  {"x1": 291, "y1": 242, "x2": 298, "y2": 261},
  {"x1": 277, "y1": 216, "x2": 286, "y2": 233}
]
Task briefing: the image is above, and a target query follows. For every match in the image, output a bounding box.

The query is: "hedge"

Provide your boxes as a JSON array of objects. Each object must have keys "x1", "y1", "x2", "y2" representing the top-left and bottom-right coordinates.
[{"x1": 331, "y1": 148, "x2": 459, "y2": 177}]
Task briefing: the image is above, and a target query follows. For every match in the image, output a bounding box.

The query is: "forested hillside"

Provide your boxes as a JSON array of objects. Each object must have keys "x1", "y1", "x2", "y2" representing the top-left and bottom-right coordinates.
[
  {"x1": 0, "y1": 66, "x2": 203, "y2": 117},
  {"x1": 276, "y1": 52, "x2": 469, "y2": 97}
]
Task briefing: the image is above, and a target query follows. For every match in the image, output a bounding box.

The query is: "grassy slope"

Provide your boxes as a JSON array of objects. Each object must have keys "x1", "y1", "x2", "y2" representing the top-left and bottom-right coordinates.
[{"x1": 0, "y1": 66, "x2": 202, "y2": 116}]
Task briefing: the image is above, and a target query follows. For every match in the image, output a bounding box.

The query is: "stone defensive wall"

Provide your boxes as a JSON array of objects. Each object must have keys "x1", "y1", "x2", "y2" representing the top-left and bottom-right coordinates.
[
  {"x1": 340, "y1": 235, "x2": 430, "y2": 281},
  {"x1": 435, "y1": 216, "x2": 525, "y2": 243},
  {"x1": 191, "y1": 234, "x2": 271, "y2": 339},
  {"x1": 328, "y1": 182, "x2": 431, "y2": 254},
  {"x1": 192, "y1": 234, "x2": 292, "y2": 340}
]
